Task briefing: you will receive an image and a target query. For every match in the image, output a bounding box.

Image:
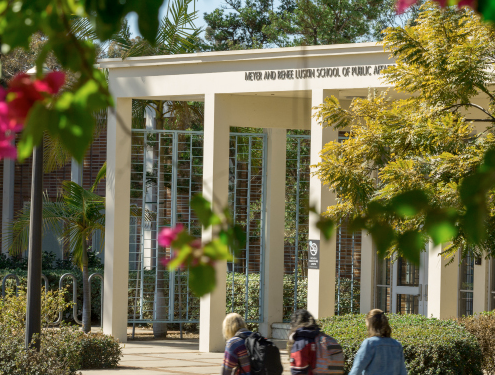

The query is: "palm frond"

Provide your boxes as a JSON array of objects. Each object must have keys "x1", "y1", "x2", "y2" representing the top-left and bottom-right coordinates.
[{"x1": 91, "y1": 162, "x2": 107, "y2": 192}]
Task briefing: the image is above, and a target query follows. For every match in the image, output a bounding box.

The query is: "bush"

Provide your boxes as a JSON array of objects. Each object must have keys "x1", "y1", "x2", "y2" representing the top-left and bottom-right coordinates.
[
  {"x1": 459, "y1": 311, "x2": 495, "y2": 374},
  {"x1": 1, "y1": 268, "x2": 103, "y2": 324},
  {"x1": 320, "y1": 314, "x2": 483, "y2": 375},
  {"x1": 0, "y1": 289, "x2": 122, "y2": 373},
  {"x1": 2, "y1": 267, "x2": 359, "y2": 326}
]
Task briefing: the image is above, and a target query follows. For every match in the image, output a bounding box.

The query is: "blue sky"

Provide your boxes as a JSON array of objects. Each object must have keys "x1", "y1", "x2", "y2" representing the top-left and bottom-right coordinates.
[{"x1": 126, "y1": 0, "x2": 225, "y2": 37}]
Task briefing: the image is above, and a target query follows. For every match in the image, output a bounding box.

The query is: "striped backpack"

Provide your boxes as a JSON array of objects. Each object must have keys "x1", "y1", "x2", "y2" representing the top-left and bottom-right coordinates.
[{"x1": 313, "y1": 333, "x2": 345, "y2": 374}]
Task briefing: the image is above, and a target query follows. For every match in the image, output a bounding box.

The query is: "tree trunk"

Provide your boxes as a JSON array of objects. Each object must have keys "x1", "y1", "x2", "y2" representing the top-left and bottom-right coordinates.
[
  {"x1": 82, "y1": 238, "x2": 91, "y2": 333},
  {"x1": 153, "y1": 245, "x2": 168, "y2": 338}
]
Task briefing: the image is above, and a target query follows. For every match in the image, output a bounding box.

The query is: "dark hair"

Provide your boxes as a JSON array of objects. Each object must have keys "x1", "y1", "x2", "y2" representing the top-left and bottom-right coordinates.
[
  {"x1": 287, "y1": 309, "x2": 318, "y2": 354},
  {"x1": 366, "y1": 309, "x2": 392, "y2": 338}
]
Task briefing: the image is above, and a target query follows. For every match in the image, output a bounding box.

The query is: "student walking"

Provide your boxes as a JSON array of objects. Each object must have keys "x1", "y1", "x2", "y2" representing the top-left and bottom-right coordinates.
[
  {"x1": 221, "y1": 313, "x2": 252, "y2": 375},
  {"x1": 288, "y1": 309, "x2": 344, "y2": 374},
  {"x1": 349, "y1": 309, "x2": 407, "y2": 375}
]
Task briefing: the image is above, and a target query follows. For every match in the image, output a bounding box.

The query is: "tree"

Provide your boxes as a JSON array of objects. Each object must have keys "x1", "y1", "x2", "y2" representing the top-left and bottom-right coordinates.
[
  {"x1": 313, "y1": 2, "x2": 495, "y2": 263},
  {"x1": 265, "y1": 0, "x2": 388, "y2": 46},
  {"x1": 202, "y1": 0, "x2": 407, "y2": 50},
  {"x1": 8, "y1": 179, "x2": 105, "y2": 333},
  {"x1": 202, "y1": 0, "x2": 295, "y2": 50}
]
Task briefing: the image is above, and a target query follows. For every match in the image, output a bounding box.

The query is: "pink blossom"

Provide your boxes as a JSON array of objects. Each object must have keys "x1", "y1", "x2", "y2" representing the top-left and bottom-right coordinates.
[
  {"x1": 396, "y1": 0, "x2": 419, "y2": 13},
  {"x1": 190, "y1": 239, "x2": 202, "y2": 249},
  {"x1": 158, "y1": 224, "x2": 184, "y2": 247},
  {"x1": 42, "y1": 71, "x2": 66, "y2": 94}
]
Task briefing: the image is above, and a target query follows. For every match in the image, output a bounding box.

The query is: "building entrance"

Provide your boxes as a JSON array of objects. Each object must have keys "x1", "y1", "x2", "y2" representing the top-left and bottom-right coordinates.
[
  {"x1": 376, "y1": 252, "x2": 428, "y2": 315},
  {"x1": 391, "y1": 253, "x2": 428, "y2": 315}
]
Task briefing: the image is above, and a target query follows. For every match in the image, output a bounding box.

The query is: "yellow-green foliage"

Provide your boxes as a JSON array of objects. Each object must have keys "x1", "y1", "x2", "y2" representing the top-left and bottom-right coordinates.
[
  {"x1": 0, "y1": 288, "x2": 71, "y2": 332},
  {"x1": 459, "y1": 311, "x2": 495, "y2": 375},
  {"x1": 313, "y1": 2, "x2": 495, "y2": 259},
  {"x1": 0, "y1": 291, "x2": 122, "y2": 374}
]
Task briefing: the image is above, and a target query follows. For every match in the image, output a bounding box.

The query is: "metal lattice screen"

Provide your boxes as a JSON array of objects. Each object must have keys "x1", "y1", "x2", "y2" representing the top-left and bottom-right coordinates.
[
  {"x1": 128, "y1": 130, "x2": 203, "y2": 324},
  {"x1": 227, "y1": 133, "x2": 267, "y2": 324},
  {"x1": 283, "y1": 133, "x2": 361, "y2": 321},
  {"x1": 128, "y1": 129, "x2": 360, "y2": 326}
]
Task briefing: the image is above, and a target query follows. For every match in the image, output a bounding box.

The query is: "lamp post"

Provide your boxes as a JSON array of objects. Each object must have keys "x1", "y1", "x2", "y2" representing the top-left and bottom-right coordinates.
[{"x1": 24, "y1": 66, "x2": 47, "y2": 351}]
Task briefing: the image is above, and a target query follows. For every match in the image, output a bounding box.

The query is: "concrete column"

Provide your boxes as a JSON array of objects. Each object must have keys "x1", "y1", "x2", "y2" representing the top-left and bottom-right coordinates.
[
  {"x1": 144, "y1": 107, "x2": 155, "y2": 270},
  {"x1": 307, "y1": 89, "x2": 337, "y2": 319},
  {"x1": 71, "y1": 159, "x2": 83, "y2": 186},
  {"x1": 199, "y1": 93, "x2": 229, "y2": 352},
  {"x1": 2, "y1": 158, "x2": 15, "y2": 254},
  {"x1": 259, "y1": 128, "x2": 286, "y2": 338},
  {"x1": 103, "y1": 98, "x2": 132, "y2": 342},
  {"x1": 360, "y1": 231, "x2": 374, "y2": 313},
  {"x1": 473, "y1": 257, "x2": 489, "y2": 314},
  {"x1": 428, "y1": 243, "x2": 459, "y2": 319}
]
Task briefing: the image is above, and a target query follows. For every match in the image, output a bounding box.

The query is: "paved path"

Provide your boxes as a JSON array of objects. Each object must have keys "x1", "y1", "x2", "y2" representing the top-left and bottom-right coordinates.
[{"x1": 81, "y1": 339, "x2": 292, "y2": 375}]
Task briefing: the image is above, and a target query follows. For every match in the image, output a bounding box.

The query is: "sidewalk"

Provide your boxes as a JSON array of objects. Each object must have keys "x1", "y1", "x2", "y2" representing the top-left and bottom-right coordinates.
[{"x1": 81, "y1": 338, "x2": 292, "y2": 374}]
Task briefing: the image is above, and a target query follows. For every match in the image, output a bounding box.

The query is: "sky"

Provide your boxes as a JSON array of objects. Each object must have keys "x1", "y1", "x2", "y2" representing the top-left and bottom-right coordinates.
[{"x1": 126, "y1": 0, "x2": 225, "y2": 37}]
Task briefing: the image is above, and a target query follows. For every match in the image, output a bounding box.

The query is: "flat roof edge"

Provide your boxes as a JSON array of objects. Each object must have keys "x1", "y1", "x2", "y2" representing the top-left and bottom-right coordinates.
[{"x1": 98, "y1": 42, "x2": 386, "y2": 69}]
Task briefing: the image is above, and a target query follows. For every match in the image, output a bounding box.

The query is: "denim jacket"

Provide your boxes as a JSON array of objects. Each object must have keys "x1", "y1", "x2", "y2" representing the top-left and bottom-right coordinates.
[{"x1": 348, "y1": 337, "x2": 407, "y2": 375}]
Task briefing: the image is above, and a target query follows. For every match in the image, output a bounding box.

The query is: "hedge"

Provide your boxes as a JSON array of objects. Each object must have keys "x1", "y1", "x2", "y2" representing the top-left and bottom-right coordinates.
[
  {"x1": 1, "y1": 269, "x2": 360, "y2": 325},
  {"x1": 320, "y1": 314, "x2": 483, "y2": 375}
]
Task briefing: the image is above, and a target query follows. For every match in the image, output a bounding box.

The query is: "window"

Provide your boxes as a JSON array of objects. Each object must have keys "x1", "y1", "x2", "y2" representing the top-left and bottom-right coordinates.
[
  {"x1": 459, "y1": 254, "x2": 474, "y2": 316},
  {"x1": 376, "y1": 257, "x2": 391, "y2": 313}
]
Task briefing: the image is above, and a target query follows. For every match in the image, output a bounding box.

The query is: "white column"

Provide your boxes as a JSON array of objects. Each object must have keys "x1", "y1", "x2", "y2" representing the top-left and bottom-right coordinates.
[
  {"x1": 199, "y1": 93, "x2": 229, "y2": 352},
  {"x1": 144, "y1": 107, "x2": 155, "y2": 270},
  {"x1": 2, "y1": 158, "x2": 15, "y2": 254},
  {"x1": 103, "y1": 98, "x2": 132, "y2": 342},
  {"x1": 307, "y1": 89, "x2": 337, "y2": 319},
  {"x1": 71, "y1": 159, "x2": 83, "y2": 185},
  {"x1": 428, "y1": 243, "x2": 459, "y2": 319},
  {"x1": 473, "y1": 257, "x2": 489, "y2": 313},
  {"x1": 360, "y1": 231, "x2": 374, "y2": 313},
  {"x1": 259, "y1": 128, "x2": 286, "y2": 338}
]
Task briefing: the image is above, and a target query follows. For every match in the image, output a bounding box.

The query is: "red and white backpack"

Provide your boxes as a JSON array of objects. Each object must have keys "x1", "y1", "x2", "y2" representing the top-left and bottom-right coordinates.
[{"x1": 313, "y1": 333, "x2": 345, "y2": 374}]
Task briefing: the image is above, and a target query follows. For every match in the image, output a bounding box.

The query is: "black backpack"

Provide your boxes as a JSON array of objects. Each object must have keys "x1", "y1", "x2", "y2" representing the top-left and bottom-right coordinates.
[{"x1": 236, "y1": 331, "x2": 284, "y2": 375}]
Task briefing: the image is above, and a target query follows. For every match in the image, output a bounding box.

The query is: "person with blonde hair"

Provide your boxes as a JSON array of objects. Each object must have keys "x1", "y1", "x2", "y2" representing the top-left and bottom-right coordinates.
[
  {"x1": 349, "y1": 309, "x2": 407, "y2": 375},
  {"x1": 221, "y1": 313, "x2": 252, "y2": 375}
]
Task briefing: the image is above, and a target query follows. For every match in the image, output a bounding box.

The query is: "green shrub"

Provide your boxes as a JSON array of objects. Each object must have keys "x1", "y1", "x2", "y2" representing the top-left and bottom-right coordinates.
[
  {"x1": 0, "y1": 290, "x2": 122, "y2": 373},
  {"x1": 320, "y1": 314, "x2": 483, "y2": 375},
  {"x1": 1, "y1": 268, "x2": 359, "y2": 326},
  {"x1": 459, "y1": 311, "x2": 495, "y2": 374}
]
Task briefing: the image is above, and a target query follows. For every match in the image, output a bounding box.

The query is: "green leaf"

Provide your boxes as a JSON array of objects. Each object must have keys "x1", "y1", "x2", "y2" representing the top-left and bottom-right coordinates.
[
  {"x1": 425, "y1": 209, "x2": 458, "y2": 245},
  {"x1": 47, "y1": 99, "x2": 95, "y2": 163},
  {"x1": 367, "y1": 201, "x2": 389, "y2": 218},
  {"x1": 397, "y1": 230, "x2": 424, "y2": 266},
  {"x1": 167, "y1": 245, "x2": 192, "y2": 270},
  {"x1": 390, "y1": 190, "x2": 429, "y2": 218},
  {"x1": 369, "y1": 223, "x2": 395, "y2": 258},
  {"x1": 316, "y1": 216, "x2": 334, "y2": 240},
  {"x1": 17, "y1": 102, "x2": 53, "y2": 162},
  {"x1": 203, "y1": 239, "x2": 233, "y2": 261},
  {"x1": 190, "y1": 195, "x2": 215, "y2": 229},
  {"x1": 189, "y1": 263, "x2": 216, "y2": 297},
  {"x1": 132, "y1": 0, "x2": 164, "y2": 44},
  {"x1": 463, "y1": 205, "x2": 487, "y2": 244}
]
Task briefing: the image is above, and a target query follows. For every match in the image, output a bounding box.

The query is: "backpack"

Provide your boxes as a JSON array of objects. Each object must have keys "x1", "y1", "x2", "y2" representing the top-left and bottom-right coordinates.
[
  {"x1": 236, "y1": 331, "x2": 284, "y2": 375},
  {"x1": 313, "y1": 333, "x2": 344, "y2": 374}
]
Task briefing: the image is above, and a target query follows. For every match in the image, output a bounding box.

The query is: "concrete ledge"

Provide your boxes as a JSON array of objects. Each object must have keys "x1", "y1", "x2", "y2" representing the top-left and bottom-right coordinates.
[{"x1": 271, "y1": 322, "x2": 291, "y2": 340}]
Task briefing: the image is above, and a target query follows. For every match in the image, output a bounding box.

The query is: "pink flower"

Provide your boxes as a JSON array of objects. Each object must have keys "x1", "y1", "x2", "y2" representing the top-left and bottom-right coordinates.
[
  {"x1": 190, "y1": 239, "x2": 202, "y2": 249},
  {"x1": 42, "y1": 71, "x2": 66, "y2": 94},
  {"x1": 396, "y1": 0, "x2": 419, "y2": 13},
  {"x1": 158, "y1": 224, "x2": 184, "y2": 247}
]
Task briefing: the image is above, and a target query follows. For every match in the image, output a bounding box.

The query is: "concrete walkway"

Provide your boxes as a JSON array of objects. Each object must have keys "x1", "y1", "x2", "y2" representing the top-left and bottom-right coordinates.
[{"x1": 81, "y1": 339, "x2": 292, "y2": 375}]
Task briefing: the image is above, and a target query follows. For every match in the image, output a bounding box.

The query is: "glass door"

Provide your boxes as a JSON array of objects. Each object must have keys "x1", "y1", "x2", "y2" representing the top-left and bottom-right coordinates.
[{"x1": 391, "y1": 252, "x2": 428, "y2": 315}]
